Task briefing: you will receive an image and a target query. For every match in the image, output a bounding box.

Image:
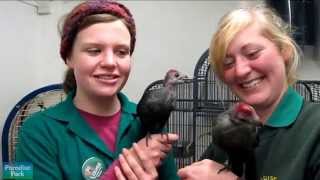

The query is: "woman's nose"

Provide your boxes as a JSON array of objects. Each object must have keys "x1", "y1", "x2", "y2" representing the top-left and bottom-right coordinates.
[
  {"x1": 100, "y1": 51, "x2": 116, "y2": 67},
  {"x1": 234, "y1": 57, "x2": 251, "y2": 78}
]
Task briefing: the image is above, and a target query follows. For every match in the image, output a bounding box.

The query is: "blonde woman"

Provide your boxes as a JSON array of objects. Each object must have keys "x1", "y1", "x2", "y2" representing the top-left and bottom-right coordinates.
[{"x1": 178, "y1": 6, "x2": 320, "y2": 180}]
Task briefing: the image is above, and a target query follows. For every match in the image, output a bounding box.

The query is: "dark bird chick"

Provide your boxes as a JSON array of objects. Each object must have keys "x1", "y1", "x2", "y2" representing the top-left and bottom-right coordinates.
[
  {"x1": 211, "y1": 102, "x2": 262, "y2": 179},
  {"x1": 137, "y1": 69, "x2": 188, "y2": 145}
]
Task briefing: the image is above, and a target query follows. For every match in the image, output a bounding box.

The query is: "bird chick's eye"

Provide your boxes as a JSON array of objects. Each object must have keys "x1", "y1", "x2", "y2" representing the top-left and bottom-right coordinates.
[{"x1": 174, "y1": 73, "x2": 180, "y2": 78}]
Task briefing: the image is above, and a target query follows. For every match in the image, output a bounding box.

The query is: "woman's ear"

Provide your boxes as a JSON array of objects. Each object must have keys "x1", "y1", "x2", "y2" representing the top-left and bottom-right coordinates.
[
  {"x1": 281, "y1": 45, "x2": 292, "y2": 64},
  {"x1": 65, "y1": 58, "x2": 73, "y2": 68}
]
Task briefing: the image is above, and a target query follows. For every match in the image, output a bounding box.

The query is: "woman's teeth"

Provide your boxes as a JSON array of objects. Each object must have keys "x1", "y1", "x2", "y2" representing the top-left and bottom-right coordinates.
[
  {"x1": 241, "y1": 79, "x2": 261, "y2": 88},
  {"x1": 99, "y1": 75, "x2": 114, "y2": 80}
]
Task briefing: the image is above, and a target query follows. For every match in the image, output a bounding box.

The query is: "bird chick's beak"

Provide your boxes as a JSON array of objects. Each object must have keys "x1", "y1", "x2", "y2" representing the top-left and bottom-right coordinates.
[
  {"x1": 182, "y1": 74, "x2": 189, "y2": 79},
  {"x1": 177, "y1": 74, "x2": 189, "y2": 83}
]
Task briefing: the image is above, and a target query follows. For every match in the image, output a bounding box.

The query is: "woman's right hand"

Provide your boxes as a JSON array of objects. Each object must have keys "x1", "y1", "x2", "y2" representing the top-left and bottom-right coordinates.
[
  {"x1": 115, "y1": 133, "x2": 179, "y2": 180},
  {"x1": 133, "y1": 133, "x2": 179, "y2": 167},
  {"x1": 115, "y1": 143, "x2": 157, "y2": 180}
]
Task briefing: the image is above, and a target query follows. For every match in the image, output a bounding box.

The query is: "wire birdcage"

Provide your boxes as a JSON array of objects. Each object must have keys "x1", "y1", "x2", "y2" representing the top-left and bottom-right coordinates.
[
  {"x1": 142, "y1": 79, "x2": 195, "y2": 168},
  {"x1": 191, "y1": 49, "x2": 238, "y2": 161}
]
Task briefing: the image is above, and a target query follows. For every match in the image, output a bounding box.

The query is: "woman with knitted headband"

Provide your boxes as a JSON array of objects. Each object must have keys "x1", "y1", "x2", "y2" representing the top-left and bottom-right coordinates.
[
  {"x1": 178, "y1": 5, "x2": 320, "y2": 180},
  {"x1": 15, "y1": 0, "x2": 179, "y2": 179}
]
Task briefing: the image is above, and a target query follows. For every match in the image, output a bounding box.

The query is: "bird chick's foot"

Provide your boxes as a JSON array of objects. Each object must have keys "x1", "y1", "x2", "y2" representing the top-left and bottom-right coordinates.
[
  {"x1": 217, "y1": 161, "x2": 232, "y2": 174},
  {"x1": 146, "y1": 133, "x2": 152, "y2": 147},
  {"x1": 217, "y1": 166, "x2": 229, "y2": 174}
]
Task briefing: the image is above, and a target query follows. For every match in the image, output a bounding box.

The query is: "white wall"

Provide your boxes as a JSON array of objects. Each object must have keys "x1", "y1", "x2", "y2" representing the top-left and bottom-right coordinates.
[
  {"x1": 298, "y1": 46, "x2": 320, "y2": 80},
  {"x1": 1, "y1": 0, "x2": 319, "y2": 173}
]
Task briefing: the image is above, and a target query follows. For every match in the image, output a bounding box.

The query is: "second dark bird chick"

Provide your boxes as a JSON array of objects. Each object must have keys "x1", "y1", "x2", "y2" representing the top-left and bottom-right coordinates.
[
  {"x1": 137, "y1": 69, "x2": 188, "y2": 146},
  {"x1": 204, "y1": 102, "x2": 262, "y2": 179}
]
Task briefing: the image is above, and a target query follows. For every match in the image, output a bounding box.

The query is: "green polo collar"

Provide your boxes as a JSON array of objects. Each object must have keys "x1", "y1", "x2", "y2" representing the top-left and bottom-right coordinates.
[
  {"x1": 43, "y1": 90, "x2": 137, "y2": 158},
  {"x1": 44, "y1": 90, "x2": 136, "y2": 122},
  {"x1": 265, "y1": 87, "x2": 303, "y2": 127}
]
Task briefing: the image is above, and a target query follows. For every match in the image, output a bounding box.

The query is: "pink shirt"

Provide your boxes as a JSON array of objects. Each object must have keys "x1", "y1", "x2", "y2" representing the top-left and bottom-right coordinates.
[
  {"x1": 78, "y1": 109, "x2": 121, "y2": 180},
  {"x1": 79, "y1": 109, "x2": 121, "y2": 152}
]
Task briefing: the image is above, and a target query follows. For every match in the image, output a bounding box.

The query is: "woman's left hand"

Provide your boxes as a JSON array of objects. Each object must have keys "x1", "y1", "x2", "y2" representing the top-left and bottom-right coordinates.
[
  {"x1": 178, "y1": 159, "x2": 238, "y2": 180},
  {"x1": 115, "y1": 143, "x2": 158, "y2": 180}
]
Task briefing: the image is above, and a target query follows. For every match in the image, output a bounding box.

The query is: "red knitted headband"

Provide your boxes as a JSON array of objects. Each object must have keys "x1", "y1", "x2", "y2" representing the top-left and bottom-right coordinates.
[{"x1": 59, "y1": 0, "x2": 136, "y2": 62}]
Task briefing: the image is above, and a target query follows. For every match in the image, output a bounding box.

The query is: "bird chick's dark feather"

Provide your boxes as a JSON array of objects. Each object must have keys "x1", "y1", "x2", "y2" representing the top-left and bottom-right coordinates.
[
  {"x1": 136, "y1": 69, "x2": 187, "y2": 145},
  {"x1": 202, "y1": 102, "x2": 261, "y2": 179},
  {"x1": 137, "y1": 88, "x2": 174, "y2": 134}
]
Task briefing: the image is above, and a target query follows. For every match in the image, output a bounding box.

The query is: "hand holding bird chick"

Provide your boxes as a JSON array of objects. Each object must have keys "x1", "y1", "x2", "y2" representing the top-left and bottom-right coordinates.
[
  {"x1": 178, "y1": 159, "x2": 239, "y2": 180},
  {"x1": 131, "y1": 133, "x2": 179, "y2": 167}
]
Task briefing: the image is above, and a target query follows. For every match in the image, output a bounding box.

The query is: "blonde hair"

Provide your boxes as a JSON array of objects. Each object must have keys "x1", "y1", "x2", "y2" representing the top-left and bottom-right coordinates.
[{"x1": 209, "y1": 6, "x2": 301, "y2": 85}]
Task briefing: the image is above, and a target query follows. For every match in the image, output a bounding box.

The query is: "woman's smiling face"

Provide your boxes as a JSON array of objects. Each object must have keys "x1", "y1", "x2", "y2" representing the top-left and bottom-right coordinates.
[
  {"x1": 67, "y1": 20, "x2": 131, "y2": 99},
  {"x1": 222, "y1": 23, "x2": 288, "y2": 109}
]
